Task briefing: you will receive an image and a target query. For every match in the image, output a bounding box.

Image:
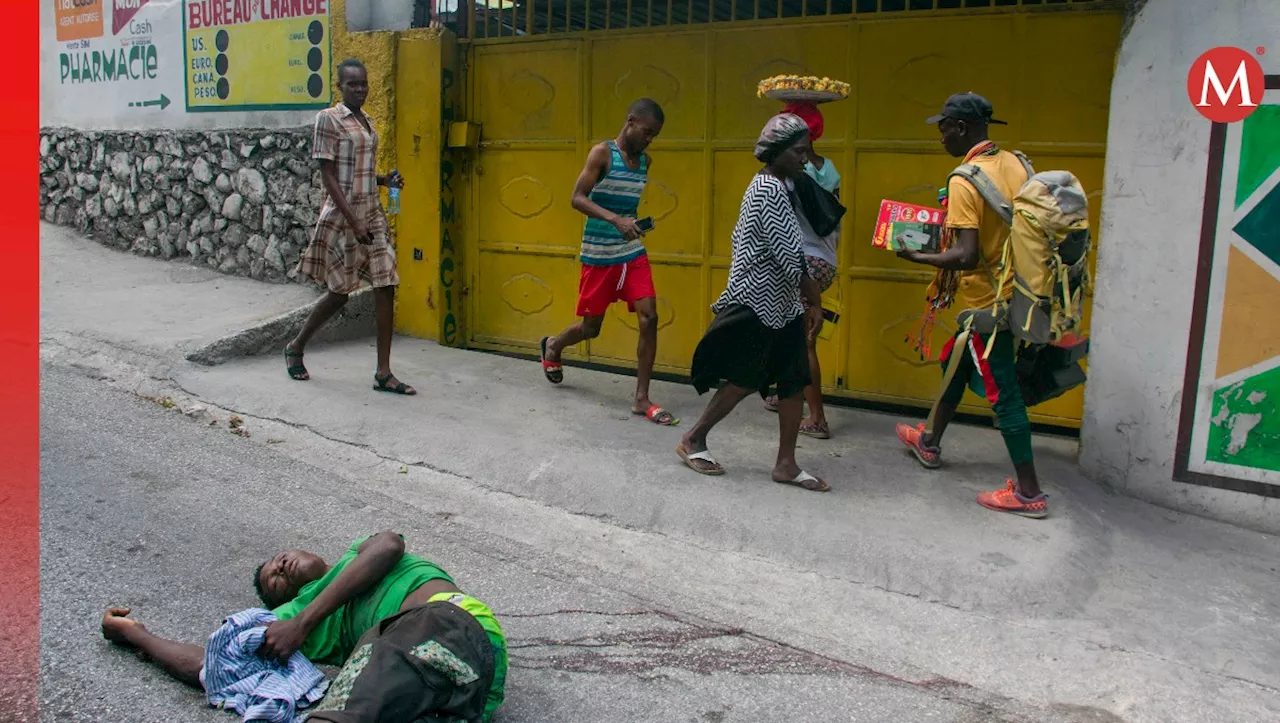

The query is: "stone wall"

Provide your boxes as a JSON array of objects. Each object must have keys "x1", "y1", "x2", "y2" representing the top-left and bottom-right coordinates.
[{"x1": 39, "y1": 127, "x2": 325, "y2": 283}]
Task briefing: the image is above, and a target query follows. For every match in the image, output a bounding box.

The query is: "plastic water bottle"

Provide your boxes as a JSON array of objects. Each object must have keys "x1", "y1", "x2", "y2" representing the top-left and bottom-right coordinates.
[{"x1": 387, "y1": 170, "x2": 401, "y2": 215}]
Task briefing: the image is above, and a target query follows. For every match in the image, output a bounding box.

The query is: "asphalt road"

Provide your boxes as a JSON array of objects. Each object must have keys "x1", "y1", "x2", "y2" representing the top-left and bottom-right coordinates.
[{"x1": 39, "y1": 361, "x2": 1007, "y2": 722}]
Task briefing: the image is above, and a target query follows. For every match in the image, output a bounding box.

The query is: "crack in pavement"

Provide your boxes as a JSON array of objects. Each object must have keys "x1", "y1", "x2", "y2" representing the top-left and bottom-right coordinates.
[
  {"x1": 157, "y1": 377, "x2": 673, "y2": 534},
  {"x1": 503, "y1": 609, "x2": 1024, "y2": 720},
  {"x1": 1088, "y1": 640, "x2": 1280, "y2": 696}
]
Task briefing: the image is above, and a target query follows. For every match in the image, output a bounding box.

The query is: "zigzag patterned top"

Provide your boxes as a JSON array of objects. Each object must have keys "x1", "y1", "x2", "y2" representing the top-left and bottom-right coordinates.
[
  {"x1": 581, "y1": 141, "x2": 648, "y2": 266},
  {"x1": 711, "y1": 173, "x2": 806, "y2": 329}
]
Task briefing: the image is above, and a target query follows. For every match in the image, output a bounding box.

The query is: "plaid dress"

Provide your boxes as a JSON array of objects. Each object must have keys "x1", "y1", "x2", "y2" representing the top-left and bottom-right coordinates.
[{"x1": 296, "y1": 103, "x2": 399, "y2": 294}]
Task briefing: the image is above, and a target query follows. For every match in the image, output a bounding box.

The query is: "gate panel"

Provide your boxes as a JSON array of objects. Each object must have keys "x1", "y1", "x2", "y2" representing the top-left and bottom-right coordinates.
[
  {"x1": 472, "y1": 148, "x2": 584, "y2": 347},
  {"x1": 587, "y1": 34, "x2": 708, "y2": 143},
  {"x1": 466, "y1": 6, "x2": 1122, "y2": 427},
  {"x1": 474, "y1": 44, "x2": 580, "y2": 142},
  {"x1": 845, "y1": 149, "x2": 964, "y2": 404},
  {"x1": 470, "y1": 42, "x2": 584, "y2": 351},
  {"x1": 1022, "y1": 13, "x2": 1123, "y2": 144},
  {"x1": 586, "y1": 32, "x2": 712, "y2": 371},
  {"x1": 846, "y1": 15, "x2": 1018, "y2": 416},
  {"x1": 711, "y1": 25, "x2": 851, "y2": 143}
]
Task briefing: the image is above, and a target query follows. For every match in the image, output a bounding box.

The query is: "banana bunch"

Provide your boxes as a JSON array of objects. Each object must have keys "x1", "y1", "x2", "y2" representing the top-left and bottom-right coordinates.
[{"x1": 757, "y1": 75, "x2": 851, "y2": 99}]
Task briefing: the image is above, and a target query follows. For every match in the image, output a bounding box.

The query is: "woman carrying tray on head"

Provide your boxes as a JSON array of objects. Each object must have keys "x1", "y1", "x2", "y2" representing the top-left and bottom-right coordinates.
[
  {"x1": 677, "y1": 114, "x2": 829, "y2": 492},
  {"x1": 757, "y1": 80, "x2": 846, "y2": 441}
]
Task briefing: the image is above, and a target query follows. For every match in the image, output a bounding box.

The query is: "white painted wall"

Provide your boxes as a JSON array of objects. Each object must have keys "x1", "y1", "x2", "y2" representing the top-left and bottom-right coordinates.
[
  {"x1": 1081, "y1": 0, "x2": 1280, "y2": 533},
  {"x1": 345, "y1": 0, "x2": 414, "y2": 32},
  {"x1": 41, "y1": 0, "x2": 328, "y2": 130}
]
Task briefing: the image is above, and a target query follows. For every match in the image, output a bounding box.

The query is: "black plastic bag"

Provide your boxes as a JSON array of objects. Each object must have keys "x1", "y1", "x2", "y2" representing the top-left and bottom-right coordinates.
[{"x1": 793, "y1": 172, "x2": 846, "y2": 238}]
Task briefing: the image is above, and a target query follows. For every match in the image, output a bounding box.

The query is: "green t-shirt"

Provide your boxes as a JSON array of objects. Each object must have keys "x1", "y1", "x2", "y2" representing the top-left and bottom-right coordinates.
[{"x1": 272, "y1": 536, "x2": 455, "y2": 665}]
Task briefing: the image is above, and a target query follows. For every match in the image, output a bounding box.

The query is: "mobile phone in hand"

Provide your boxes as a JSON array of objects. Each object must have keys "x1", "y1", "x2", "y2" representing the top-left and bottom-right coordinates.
[{"x1": 636, "y1": 217, "x2": 655, "y2": 233}]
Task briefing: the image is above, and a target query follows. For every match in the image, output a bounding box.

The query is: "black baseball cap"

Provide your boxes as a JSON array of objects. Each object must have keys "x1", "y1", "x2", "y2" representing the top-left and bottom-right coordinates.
[{"x1": 926, "y1": 92, "x2": 1007, "y2": 126}]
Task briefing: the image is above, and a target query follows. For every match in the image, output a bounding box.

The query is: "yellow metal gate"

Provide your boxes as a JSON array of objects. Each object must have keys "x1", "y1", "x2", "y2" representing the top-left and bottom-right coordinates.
[{"x1": 464, "y1": 1, "x2": 1121, "y2": 427}]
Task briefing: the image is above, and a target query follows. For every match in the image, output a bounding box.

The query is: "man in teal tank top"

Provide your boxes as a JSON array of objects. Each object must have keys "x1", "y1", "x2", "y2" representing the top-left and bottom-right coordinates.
[
  {"x1": 99, "y1": 531, "x2": 507, "y2": 722},
  {"x1": 540, "y1": 99, "x2": 678, "y2": 426}
]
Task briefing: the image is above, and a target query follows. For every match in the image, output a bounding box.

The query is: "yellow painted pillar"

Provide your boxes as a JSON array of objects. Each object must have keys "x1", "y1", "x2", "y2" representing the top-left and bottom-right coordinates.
[
  {"x1": 392, "y1": 35, "x2": 440, "y2": 340},
  {"x1": 438, "y1": 32, "x2": 466, "y2": 348},
  {"x1": 325, "y1": 0, "x2": 465, "y2": 343},
  {"x1": 392, "y1": 31, "x2": 466, "y2": 345},
  {"x1": 329, "y1": 0, "x2": 398, "y2": 173}
]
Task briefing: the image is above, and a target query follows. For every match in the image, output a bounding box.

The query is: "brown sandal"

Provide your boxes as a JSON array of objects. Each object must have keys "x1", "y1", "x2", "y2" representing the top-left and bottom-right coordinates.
[{"x1": 676, "y1": 444, "x2": 725, "y2": 476}]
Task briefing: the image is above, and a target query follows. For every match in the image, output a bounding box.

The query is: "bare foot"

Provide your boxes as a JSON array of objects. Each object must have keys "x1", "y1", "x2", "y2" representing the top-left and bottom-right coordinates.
[
  {"x1": 543, "y1": 335, "x2": 563, "y2": 364},
  {"x1": 680, "y1": 433, "x2": 707, "y2": 455}
]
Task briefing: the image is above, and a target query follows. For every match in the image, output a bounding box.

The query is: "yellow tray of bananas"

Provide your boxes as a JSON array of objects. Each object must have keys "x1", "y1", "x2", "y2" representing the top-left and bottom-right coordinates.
[{"x1": 757, "y1": 75, "x2": 850, "y2": 104}]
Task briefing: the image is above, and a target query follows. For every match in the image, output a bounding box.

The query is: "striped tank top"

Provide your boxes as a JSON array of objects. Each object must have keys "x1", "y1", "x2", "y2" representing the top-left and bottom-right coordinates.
[{"x1": 581, "y1": 141, "x2": 648, "y2": 266}]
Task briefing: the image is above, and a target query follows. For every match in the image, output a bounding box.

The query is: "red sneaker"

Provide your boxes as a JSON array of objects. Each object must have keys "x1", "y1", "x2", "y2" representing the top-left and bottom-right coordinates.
[
  {"x1": 976, "y1": 480, "x2": 1048, "y2": 519},
  {"x1": 895, "y1": 423, "x2": 941, "y2": 469}
]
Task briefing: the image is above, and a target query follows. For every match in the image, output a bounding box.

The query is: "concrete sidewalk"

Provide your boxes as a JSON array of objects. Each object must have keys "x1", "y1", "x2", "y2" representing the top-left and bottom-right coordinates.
[
  {"x1": 40, "y1": 223, "x2": 375, "y2": 368},
  {"x1": 40, "y1": 224, "x2": 1280, "y2": 722},
  {"x1": 40, "y1": 223, "x2": 320, "y2": 358}
]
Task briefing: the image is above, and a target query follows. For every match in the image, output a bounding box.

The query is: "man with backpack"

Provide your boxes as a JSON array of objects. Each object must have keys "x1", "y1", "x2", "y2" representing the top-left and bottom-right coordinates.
[{"x1": 894, "y1": 93, "x2": 1049, "y2": 519}]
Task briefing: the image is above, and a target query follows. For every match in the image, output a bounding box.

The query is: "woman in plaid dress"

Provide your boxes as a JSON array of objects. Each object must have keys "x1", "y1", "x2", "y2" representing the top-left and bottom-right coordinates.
[{"x1": 285, "y1": 59, "x2": 415, "y2": 395}]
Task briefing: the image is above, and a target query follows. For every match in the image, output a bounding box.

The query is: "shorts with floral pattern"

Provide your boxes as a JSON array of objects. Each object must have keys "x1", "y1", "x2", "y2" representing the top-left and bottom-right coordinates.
[{"x1": 804, "y1": 256, "x2": 836, "y2": 309}]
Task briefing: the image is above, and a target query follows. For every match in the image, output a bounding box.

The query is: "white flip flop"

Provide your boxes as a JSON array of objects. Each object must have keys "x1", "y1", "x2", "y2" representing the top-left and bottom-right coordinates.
[
  {"x1": 676, "y1": 444, "x2": 725, "y2": 476},
  {"x1": 775, "y1": 470, "x2": 830, "y2": 492}
]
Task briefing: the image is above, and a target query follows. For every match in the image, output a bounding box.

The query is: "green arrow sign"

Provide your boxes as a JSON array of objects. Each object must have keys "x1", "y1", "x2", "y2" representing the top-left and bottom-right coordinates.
[{"x1": 128, "y1": 94, "x2": 171, "y2": 110}]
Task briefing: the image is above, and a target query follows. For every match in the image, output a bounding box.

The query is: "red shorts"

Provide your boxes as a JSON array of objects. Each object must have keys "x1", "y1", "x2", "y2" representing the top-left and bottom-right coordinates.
[{"x1": 576, "y1": 254, "x2": 656, "y2": 317}]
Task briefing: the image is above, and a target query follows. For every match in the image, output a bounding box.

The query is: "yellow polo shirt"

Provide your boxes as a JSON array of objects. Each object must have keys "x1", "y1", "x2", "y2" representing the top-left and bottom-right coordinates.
[{"x1": 945, "y1": 147, "x2": 1030, "y2": 312}]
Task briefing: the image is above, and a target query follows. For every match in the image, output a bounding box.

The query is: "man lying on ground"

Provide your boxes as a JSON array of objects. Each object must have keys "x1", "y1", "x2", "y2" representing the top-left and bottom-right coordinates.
[{"x1": 99, "y1": 531, "x2": 507, "y2": 723}]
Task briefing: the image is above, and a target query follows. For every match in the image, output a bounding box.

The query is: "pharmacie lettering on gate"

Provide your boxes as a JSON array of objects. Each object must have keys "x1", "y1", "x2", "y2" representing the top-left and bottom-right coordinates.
[
  {"x1": 59, "y1": 42, "x2": 158, "y2": 84},
  {"x1": 186, "y1": 0, "x2": 328, "y2": 29}
]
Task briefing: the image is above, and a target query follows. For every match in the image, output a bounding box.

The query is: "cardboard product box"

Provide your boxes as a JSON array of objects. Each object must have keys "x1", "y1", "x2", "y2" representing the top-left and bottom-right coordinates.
[{"x1": 872, "y1": 200, "x2": 946, "y2": 253}]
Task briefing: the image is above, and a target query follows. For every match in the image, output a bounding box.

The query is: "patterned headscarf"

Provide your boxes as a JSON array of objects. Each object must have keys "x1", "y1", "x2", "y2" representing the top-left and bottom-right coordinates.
[{"x1": 754, "y1": 113, "x2": 810, "y2": 164}]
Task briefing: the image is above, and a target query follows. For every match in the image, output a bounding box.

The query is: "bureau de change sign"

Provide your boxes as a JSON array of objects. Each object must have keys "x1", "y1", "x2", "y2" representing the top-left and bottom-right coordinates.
[{"x1": 183, "y1": 0, "x2": 331, "y2": 112}]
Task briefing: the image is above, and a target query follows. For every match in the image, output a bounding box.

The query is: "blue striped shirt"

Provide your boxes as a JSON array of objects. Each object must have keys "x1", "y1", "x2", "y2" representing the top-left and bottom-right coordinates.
[
  {"x1": 199, "y1": 608, "x2": 329, "y2": 723},
  {"x1": 581, "y1": 141, "x2": 648, "y2": 266}
]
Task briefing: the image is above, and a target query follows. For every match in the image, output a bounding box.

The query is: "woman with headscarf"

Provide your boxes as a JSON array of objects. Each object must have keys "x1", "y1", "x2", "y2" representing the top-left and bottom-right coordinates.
[
  {"x1": 675, "y1": 114, "x2": 830, "y2": 493},
  {"x1": 761, "y1": 102, "x2": 842, "y2": 441}
]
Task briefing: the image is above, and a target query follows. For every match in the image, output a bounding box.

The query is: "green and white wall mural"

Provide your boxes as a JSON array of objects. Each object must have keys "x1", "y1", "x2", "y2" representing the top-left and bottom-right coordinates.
[{"x1": 1178, "y1": 80, "x2": 1280, "y2": 495}]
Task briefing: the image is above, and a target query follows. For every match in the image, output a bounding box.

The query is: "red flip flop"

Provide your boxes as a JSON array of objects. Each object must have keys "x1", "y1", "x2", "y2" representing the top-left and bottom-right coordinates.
[
  {"x1": 634, "y1": 404, "x2": 677, "y2": 426},
  {"x1": 540, "y1": 336, "x2": 563, "y2": 384}
]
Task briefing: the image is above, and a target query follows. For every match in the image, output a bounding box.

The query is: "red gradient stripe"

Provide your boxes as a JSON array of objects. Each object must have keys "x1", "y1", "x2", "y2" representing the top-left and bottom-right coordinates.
[{"x1": 0, "y1": 0, "x2": 40, "y2": 720}]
